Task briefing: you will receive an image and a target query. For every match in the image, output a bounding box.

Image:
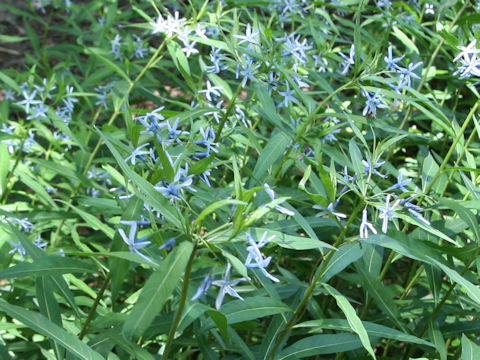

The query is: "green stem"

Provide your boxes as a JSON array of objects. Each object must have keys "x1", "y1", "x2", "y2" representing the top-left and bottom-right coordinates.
[
  {"x1": 51, "y1": 37, "x2": 170, "y2": 248},
  {"x1": 215, "y1": 84, "x2": 243, "y2": 142},
  {"x1": 387, "y1": 0, "x2": 469, "y2": 160},
  {"x1": 162, "y1": 241, "x2": 197, "y2": 360},
  {"x1": 267, "y1": 202, "x2": 363, "y2": 360},
  {"x1": 79, "y1": 272, "x2": 111, "y2": 340},
  {"x1": 273, "y1": 80, "x2": 354, "y2": 180}
]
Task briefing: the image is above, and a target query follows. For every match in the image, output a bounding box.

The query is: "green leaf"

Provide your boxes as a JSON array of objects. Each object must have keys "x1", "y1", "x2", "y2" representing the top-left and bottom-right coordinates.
[
  {"x1": 0, "y1": 71, "x2": 22, "y2": 93},
  {"x1": 84, "y1": 47, "x2": 132, "y2": 84},
  {"x1": 428, "y1": 319, "x2": 446, "y2": 360},
  {"x1": 6, "y1": 225, "x2": 81, "y2": 317},
  {"x1": 249, "y1": 227, "x2": 335, "y2": 251},
  {"x1": 278, "y1": 333, "x2": 362, "y2": 359},
  {"x1": 99, "y1": 130, "x2": 182, "y2": 228},
  {"x1": 206, "y1": 310, "x2": 228, "y2": 341},
  {"x1": 322, "y1": 284, "x2": 376, "y2": 359},
  {"x1": 392, "y1": 26, "x2": 419, "y2": 54},
  {"x1": 462, "y1": 334, "x2": 480, "y2": 360},
  {"x1": 196, "y1": 199, "x2": 247, "y2": 227},
  {"x1": 0, "y1": 256, "x2": 97, "y2": 279},
  {"x1": 122, "y1": 241, "x2": 193, "y2": 339},
  {"x1": 0, "y1": 143, "x2": 9, "y2": 197},
  {"x1": 439, "y1": 199, "x2": 480, "y2": 243},
  {"x1": 0, "y1": 35, "x2": 27, "y2": 43},
  {"x1": 296, "y1": 319, "x2": 434, "y2": 347},
  {"x1": 356, "y1": 261, "x2": 405, "y2": 331},
  {"x1": 427, "y1": 256, "x2": 480, "y2": 306},
  {"x1": 320, "y1": 242, "x2": 364, "y2": 282},
  {"x1": 36, "y1": 277, "x2": 65, "y2": 360},
  {"x1": 252, "y1": 130, "x2": 291, "y2": 183},
  {"x1": 216, "y1": 297, "x2": 291, "y2": 324},
  {"x1": 0, "y1": 302, "x2": 104, "y2": 360},
  {"x1": 57, "y1": 200, "x2": 115, "y2": 239}
]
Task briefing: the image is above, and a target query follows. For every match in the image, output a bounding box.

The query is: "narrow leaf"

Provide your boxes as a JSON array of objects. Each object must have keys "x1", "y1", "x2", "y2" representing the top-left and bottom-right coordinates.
[
  {"x1": 123, "y1": 241, "x2": 193, "y2": 339},
  {"x1": 0, "y1": 302, "x2": 104, "y2": 360}
]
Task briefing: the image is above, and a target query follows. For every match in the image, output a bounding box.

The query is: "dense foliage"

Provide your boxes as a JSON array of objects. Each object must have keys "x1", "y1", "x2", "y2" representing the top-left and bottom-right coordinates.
[{"x1": 1, "y1": 0, "x2": 480, "y2": 359}]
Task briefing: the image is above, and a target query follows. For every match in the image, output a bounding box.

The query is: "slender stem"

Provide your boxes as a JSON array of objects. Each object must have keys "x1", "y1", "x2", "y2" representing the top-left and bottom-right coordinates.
[
  {"x1": 51, "y1": 37, "x2": 170, "y2": 247},
  {"x1": 162, "y1": 241, "x2": 197, "y2": 360},
  {"x1": 273, "y1": 80, "x2": 354, "y2": 180},
  {"x1": 215, "y1": 84, "x2": 243, "y2": 142},
  {"x1": 267, "y1": 203, "x2": 362, "y2": 360},
  {"x1": 421, "y1": 100, "x2": 479, "y2": 203},
  {"x1": 386, "y1": 0, "x2": 469, "y2": 161},
  {"x1": 79, "y1": 272, "x2": 111, "y2": 340}
]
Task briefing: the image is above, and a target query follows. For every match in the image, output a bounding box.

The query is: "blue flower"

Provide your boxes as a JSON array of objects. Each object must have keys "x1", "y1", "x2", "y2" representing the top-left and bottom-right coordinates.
[
  {"x1": 376, "y1": 195, "x2": 401, "y2": 233},
  {"x1": 158, "y1": 238, "x2": 176, "y2": 252},
  {"x1": 212, "y1": 263, "x2": 249, "y2": 309},
  {"x1": 359, "y1": 208, "x2": 377, "y2": 239},
  {"x1": 191, "y1": 274, "x2": 215, "y2": 301},
  {"x1": 245, "y1": 232, "x2": 279, "y2": 283},
  {"x1": 264, "y1": 184, "x2": 295, "y2": 216},
  {"x1": 118, "y1": 220, "x2": 153, "y2": 263},
  {"x1": 387, "y1": 172, "x2": 412, "y2": 192}
]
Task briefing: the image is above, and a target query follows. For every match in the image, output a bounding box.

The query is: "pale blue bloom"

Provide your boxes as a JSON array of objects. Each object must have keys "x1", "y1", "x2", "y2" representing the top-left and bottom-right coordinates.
[
  {"x1": 212, "y1": 263, "x2": 248, "y2": 309},
  {"x1": 17, "y1": 90, "x2": 42, "y2": 114},
  {"x1": 278, "y1": 83, "x2": 300, "y2": 108},
  {"x1": 125, "y1": 143, "x2": 152, "y2": 165},
  {"x1": 313, "y1": 201, "x2": 347, "y2": 221},
  {"x1": 264, "y1": 184, "x2": 295, "y2": 216},
  {"x1": 396, "y1": 61, "x2": 422, "y2": 87},
  {"x1": 27, "y1": 103, "x2": 49, "y2": 120},
  {"x1": 362, "y1": 156, "x2": 387, "y2": 178},
  {"x1": 361, "y1": 89, "x2": 388, "y2": 117},
  {"x1": 8, "y1": 242, "x2": 26, "y2": 259},
  {"x1": 403, "y1": 199, "x2": 430, "y2": 225},
  {"x1": 376, "y1": 195, "x2": 401, "y2": 233},
  {"x1": 359, "y1": 208, "x2": 377, "y2": 239},
  {"x1": 158, "y1": 238, "x2": 176, "y2": 251},
  {"x1": 199, "y1": 81, "x2": 223, "y2": 102},
  {"x1": 384, "y1": 45, "x2": 405, "y2": 71},
  {"x1": 245, "y1": 232, "x2": 279, "y2": 282},
  {"x1": 233, "y1": 23, "x2": 259, "y2": 45},
  {"x1": 339, "y1": 44, "x2": 355, "y2": 75},
  {"x1": 191, "y1": 274, "x2": 215, "y2": 301},
  {"x1": 387, "y1": 172, "x2": 412, "y2": 192},
  {"x1": 118, "y1": 220, "x2": 153, "y2": 263},
  {"x1": 194, "y1": 127, "x2": 218, "y2": 158}
]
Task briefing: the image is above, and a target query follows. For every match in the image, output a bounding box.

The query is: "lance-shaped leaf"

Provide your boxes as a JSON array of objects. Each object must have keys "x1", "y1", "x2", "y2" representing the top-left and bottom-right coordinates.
[
  {"x1": 0, "y1": 302, "x2": 103, "y2": 360},
  {"x1": 0, "y1": 256, "x2": 97, "y2": 279},
  {"x1": 123, "y1": 241, "x2": 194, "y2": 339}
]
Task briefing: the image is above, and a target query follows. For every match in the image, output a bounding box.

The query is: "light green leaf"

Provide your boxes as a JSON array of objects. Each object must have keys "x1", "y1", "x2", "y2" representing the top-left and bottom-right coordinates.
[
  {"x1": 57, "y1": 200, "x2": 115, "y2": 239},
  {"x1": 123, "y1": 241, "x2": 193, "y2": 339},
  {"x1": 206, "y1": 310, "x2": 228, "y2": 341},
  {"x1": 218, "y1": 297, "x2": 291, "y2": 324},
  {"x1": 99, "y1": 130, "x2": 182, "y2": 228},
  {"x1": 392, "y1": 26, "x2": 419, "y2": 54},
  {"x1": 249, "y1": 227, "x2": 335, "y2": 251},
  {"x1": 0, "y1": 256, "x2": 97, "y2": 279},
  {"x1": 278, "y1": 333, "x2": 362, "y2": 359},
  {"x1": 252, "y1": 130, "x2": 291, "y2": 182},
  {"x1": 0, "y1": 144, "x2": 9, "y2": 197},
  {"x1": 323, "y1": 284, "x2": 376, "y2": 359},
  {"x1": 427, "y1": 256, "x2": 480, "y2": 305},
  {"x1": 296, "y1": 319, "x2": 434, "y2": 347},
  {"x1": 439, "y1": 198, "x2": 480, "y2": 243},
  {"x1": 462, "y1": 334, "x2": 480, "y2": 360},
  {"x1": 320, "y1": 242, "x2": 363, "y2": 282},
  {"x1": 196, "y1": 199, "x2": 247, "y2": 227},
  {"x1": 0, "y1": 302, "x2": 103, "y2": 360},
  {"x1": 84, "y1": 47, "x2": 132, "y2": 84}
]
